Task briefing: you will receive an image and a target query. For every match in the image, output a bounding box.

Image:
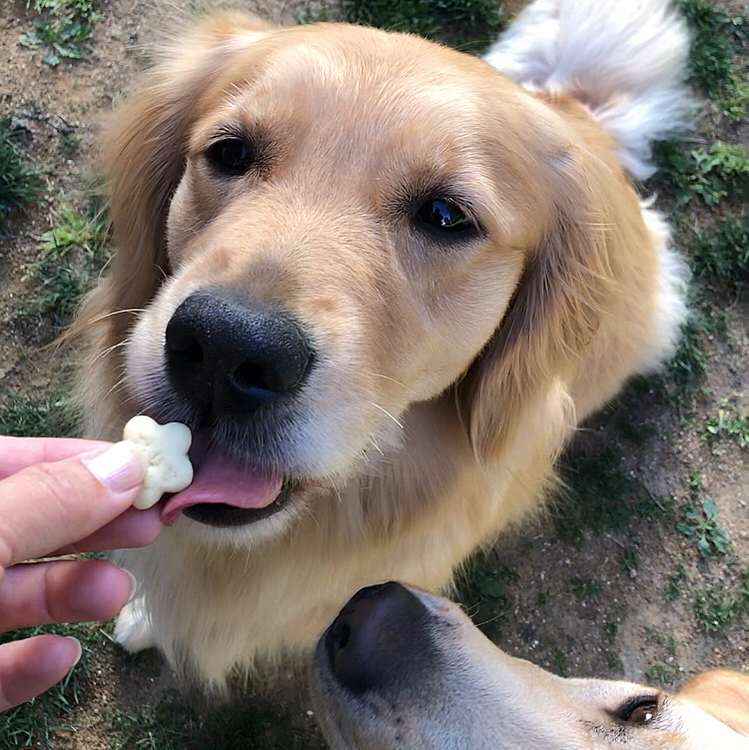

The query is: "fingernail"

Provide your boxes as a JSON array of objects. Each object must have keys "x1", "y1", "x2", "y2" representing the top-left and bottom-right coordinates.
[
  {"x1": 81, "y1": 442, "x2": 145, "y2": 494},
  {"x1": 66, "y1": 637, "x2": 82, "y2": 668},
  {"x1": 124, "y1": 569, "x2": 138, "y2": 604}
]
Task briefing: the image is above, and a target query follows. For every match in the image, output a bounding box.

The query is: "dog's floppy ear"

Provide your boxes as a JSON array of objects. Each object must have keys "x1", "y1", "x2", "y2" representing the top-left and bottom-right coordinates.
[
  {"x1": 678, "y1": 670, "x2": 749, "y2": 736},
  {"x1": 457, "y1": 142, "x2": 616, "y2": 463},
  {"x1": 69, "y1": 13, "x2": 273, "y2": 436},
  {"x1": 101, "y1": 13, "x2": 274, "y2": 324}
]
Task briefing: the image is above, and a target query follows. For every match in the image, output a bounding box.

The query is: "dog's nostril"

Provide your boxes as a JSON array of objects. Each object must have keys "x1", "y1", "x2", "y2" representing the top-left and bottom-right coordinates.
[
  {"x1": 331, "y1": 621, "x2": 350, "y2": 653},
  {"x1": 231, "y1": 361, "x2": 271, "y2": 393},
  {"x1": 169, "y1": 335, "x2": 204, "y2": 367}
]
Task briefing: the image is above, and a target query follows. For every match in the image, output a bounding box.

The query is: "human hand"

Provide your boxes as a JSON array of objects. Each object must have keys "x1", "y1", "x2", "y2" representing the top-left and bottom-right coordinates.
[{"x1": 0, "y1": 437, "x2": 162, "y2": 711}]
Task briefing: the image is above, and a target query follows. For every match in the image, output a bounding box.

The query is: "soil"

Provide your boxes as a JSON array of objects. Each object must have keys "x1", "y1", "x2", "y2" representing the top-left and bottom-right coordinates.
[{"x1": 0, "y1": 1, "x2": 746, "y2": 748}]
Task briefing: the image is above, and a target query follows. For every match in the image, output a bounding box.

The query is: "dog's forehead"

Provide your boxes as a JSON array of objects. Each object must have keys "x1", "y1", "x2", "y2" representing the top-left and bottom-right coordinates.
[{"x1": 200, "y1": 24, "x2": 500, "y2": 142}]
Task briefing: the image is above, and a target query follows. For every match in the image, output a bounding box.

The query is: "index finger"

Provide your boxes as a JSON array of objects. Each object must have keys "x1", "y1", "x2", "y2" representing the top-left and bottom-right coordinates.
[{"x1": 0, "y1": 436, "x2": 108, "y2": 480}]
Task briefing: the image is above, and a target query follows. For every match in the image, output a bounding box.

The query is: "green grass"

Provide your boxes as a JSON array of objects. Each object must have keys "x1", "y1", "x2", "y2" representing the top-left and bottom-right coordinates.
[
  {"x1": 22, "y1": 197, "x2": 110, "y2": 333},
  {"x1": 0, "y1": 118, "x2": 40, "y2": 228},
  {"x1": 454, "y1": 554, "x2": 516, "y2": 638},
  {"x1": 0, "y1": 392, "x2": 79, "y2": 437},
  {"x1": 0, "y1": 622, "x2": 100, "y2": 748},
  {"x1": 341, "y1": 0, "x2": 508, "y2": 52},
  {"x1": 653, "y1": 140, "x2": 749, "y2": 207},
  {"x1": 19, "y1": 0, "x2": 99, "y2": 66},
  {"x1": 678, "y1": 0, "x2": 748, "y2": 118}
]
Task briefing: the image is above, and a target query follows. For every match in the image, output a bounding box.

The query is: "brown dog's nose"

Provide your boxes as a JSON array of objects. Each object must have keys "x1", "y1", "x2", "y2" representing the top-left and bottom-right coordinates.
[
  {"x1": 165, "y1": 289, "x2": 314, "y2": 416},
  {"x1": 324, "y1": 581, "x2": 431, "y2": 692}
]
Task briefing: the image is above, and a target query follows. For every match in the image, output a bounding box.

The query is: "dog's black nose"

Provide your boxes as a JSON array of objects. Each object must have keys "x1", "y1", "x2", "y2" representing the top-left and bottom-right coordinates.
[
  {"x1": 165, "y1": 290, "x2": 314, "y2": 415},
  {"x1": 324, "y1": 581, "x2": 430, "y2": 692}
]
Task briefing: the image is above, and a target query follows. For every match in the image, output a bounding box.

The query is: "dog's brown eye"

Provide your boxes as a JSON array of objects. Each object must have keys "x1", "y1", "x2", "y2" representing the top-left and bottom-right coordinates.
[
  {"x1": 206, "y1": 138, "x2": 255, "y2": 176},
  {"x1": 616, "y1": 695, "x2": 660, "y2": 726},
  {"x1": 416, "y1": 198, "x2": 473, "y2": 234}
]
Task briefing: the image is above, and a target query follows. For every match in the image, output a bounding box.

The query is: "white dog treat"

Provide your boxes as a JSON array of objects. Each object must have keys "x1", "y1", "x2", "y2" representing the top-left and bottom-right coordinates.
[{"x1": 123, "y1": 415, "x2": 193, "y2": 509}]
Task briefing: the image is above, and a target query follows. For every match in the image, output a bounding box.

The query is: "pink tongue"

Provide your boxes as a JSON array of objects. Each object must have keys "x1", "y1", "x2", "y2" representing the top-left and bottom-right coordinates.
[{"x1": 161, "y1": 452, "x2": 283, "y2": 526}]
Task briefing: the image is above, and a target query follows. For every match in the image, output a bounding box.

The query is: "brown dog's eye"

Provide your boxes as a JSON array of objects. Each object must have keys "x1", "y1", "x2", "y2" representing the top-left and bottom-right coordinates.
[
  {"x1": 206, "y1": 138, "x2": 255, "y2": 176},
  {"x1": 415, "y1": 198, "x2": 473, "y2": 235},
  {"x1": 616, "y1": 695, "x2": 660, "y2": 726}
]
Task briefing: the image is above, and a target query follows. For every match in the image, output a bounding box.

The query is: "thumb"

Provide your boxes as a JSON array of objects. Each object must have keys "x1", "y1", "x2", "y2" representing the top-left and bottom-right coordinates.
[{"x1": 0, "y1": 442, "x2": 145, "y2": 570}]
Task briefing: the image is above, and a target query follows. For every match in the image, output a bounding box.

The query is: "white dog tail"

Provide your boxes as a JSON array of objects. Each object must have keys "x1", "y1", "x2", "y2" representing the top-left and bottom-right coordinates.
[{"x1": 483, "y1": 0, "x2": 690, "y2": 180}]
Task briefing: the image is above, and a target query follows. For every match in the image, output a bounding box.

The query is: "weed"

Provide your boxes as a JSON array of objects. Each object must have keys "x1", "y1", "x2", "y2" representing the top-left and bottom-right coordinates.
[
  {"x1": 665, "y1": 558, "x2": 688, "y2": 602},
  {"x1": 678, "y1": 497, "x2": 730, "y2": 558},
  {"x1": 620, "y1": 546, "x2": 638, "y2": 576},
  {"x1": 341, "y1": 0, "x2": 509, "y2": 53},
  {"x1": 60, "y1": 130, "x2": 82, "y2": 158},
  {"x1": 690, "y1": 210, "x2": 748, "y2": 281},
  {"x1": 644, "y1": 663, "x2": 678, "y2": 686},
  {"x1": 644, "y1": 626, "x2": 677, "y2": 654},
  {"x1": 570, "y1": 578, "x2": 602, "y2": 599},
  {"x1": 678, "y1": 0, "x2": 747, "y2": 118},
  {"x1": 554, "y1": 445, "x2": 674, "y2": 547},
  {"x1": 19, "y1": 0, "x2": 99, "y2": 66},
  {"x1": 454, "y1": 554, "x2": 513, "y2": 638},
  {"x1": 703, "y1": 399, "x2": 749, "y2": 451},
  {"x1": 551, "y1": 648, "x2": 570, "y2": 678},
  {"x1": 664, "y1": 300, "x2": 724, "y2": 406},
  {"x1": 22, "y1": 198, "x2": 110, "y2": 332},
  {"x1": 653, "y1": 140, "x2": 749, "y2": 207},
  {"x1": 603, "y1": 621, "x2": 619, "y2": 641},
  {"x1": 0, "y1": 392, "x2": 79, "y2": 437},
  {"x1": 605, "y1": 652, "x2": 624, "y2": 672},
  {"x1": 693, "y1": 568, "x2": 749, "y2": 632},
  {"x1": 0, "y1": 117, "x2": 40, "y2": 227}
]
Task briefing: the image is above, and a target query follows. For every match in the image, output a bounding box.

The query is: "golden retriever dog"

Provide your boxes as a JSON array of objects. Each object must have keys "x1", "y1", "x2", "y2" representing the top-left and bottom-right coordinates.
[
  {"x1": 311, "y1": 582, "x2": 749, "y2": 749},
  {"x1": 73, "y1": 0, "x2": 689, "y2": 687}
]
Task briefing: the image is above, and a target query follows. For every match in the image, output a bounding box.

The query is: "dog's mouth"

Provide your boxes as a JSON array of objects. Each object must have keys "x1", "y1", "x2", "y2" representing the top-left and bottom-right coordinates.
[{"x1": 160, "y1": 431, "x2": 297, "y2": 527}]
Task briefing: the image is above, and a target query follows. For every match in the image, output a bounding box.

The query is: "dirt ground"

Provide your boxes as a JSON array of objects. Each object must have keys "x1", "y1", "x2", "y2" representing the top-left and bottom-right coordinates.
[{"x1": 0, "y1": 1, "x2": 746, "y2": 748}]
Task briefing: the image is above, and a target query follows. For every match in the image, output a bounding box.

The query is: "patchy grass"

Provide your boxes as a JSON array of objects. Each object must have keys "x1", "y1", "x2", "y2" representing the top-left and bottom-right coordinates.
[
  {"x1": 678, "y1": 0, "x2": 748, "y2": 118},
  {"x1": 19, "y1": 0, "x2": 99, "y2": 66},
  {"x1": 0, "y1": 117, "x2": 40, "y2": 227},
  {"x1": 653, "y1": 140, "x2": 749, "y2": 207},
  {"x1": 341, "y1": 0, "x2": 508, "y2": 52},
  {"x1": 665, "y1": 558, "x2": 689, "y2": 602},
  {"x1": 702, "y1": 398, "x2": 749, "y2": 451},
  {"x1": 690, "y1": 210, "x2": 749, "y2": 281},
  {"x1": 0, "y1": 391, "x2": 79, "y2": 437},
  {"x1": 22, "y1": 197, "x2": 110, "y2": 333},
  {"x1": 553, "y1": 446, "x2": 674, "y2": 547},
  {"x1": 693, "y1": 567, "x2": 749, "y2": 633}
]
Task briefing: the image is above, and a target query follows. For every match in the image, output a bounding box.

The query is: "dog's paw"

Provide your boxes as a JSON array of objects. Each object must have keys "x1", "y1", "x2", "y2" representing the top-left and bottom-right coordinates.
[{"x1": 114, "y1": 599, "x2": 157, "y2": 653}]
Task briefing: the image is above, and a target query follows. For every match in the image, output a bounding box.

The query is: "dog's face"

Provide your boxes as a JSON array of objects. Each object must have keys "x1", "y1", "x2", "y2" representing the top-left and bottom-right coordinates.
[
  {"x1": 101, "y1": 16, "x2": 623, "y2": 541},
  {"x1": 311, "y1": 583, "x2": 749, "y2": 750}
]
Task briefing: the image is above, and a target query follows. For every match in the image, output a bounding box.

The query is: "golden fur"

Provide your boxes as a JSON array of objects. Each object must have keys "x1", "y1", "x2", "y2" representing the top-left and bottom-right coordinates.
[
  {"x1": 73, "y1": 6, "x2": 688, "y2": 687},
  {"x1": 311, "y1": 584, "x2": 749, "y2": 749}
]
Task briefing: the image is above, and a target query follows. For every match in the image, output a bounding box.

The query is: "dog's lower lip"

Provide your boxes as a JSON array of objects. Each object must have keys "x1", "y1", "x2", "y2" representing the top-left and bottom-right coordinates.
[{"x1": 181, "y1": 478, "x2": 298, "y2": 527}]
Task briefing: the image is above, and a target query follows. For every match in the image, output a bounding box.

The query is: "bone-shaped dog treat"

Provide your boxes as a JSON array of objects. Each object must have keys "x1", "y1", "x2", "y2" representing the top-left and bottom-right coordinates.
[{"x1": 123, "y1": 416, "x2": 193, "y2": 509}]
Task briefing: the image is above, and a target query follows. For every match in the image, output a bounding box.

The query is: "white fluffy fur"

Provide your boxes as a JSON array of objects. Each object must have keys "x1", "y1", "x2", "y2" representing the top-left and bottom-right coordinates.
[{"x1": 483, "y1": 0, "x2": 690, "y2": 180}]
